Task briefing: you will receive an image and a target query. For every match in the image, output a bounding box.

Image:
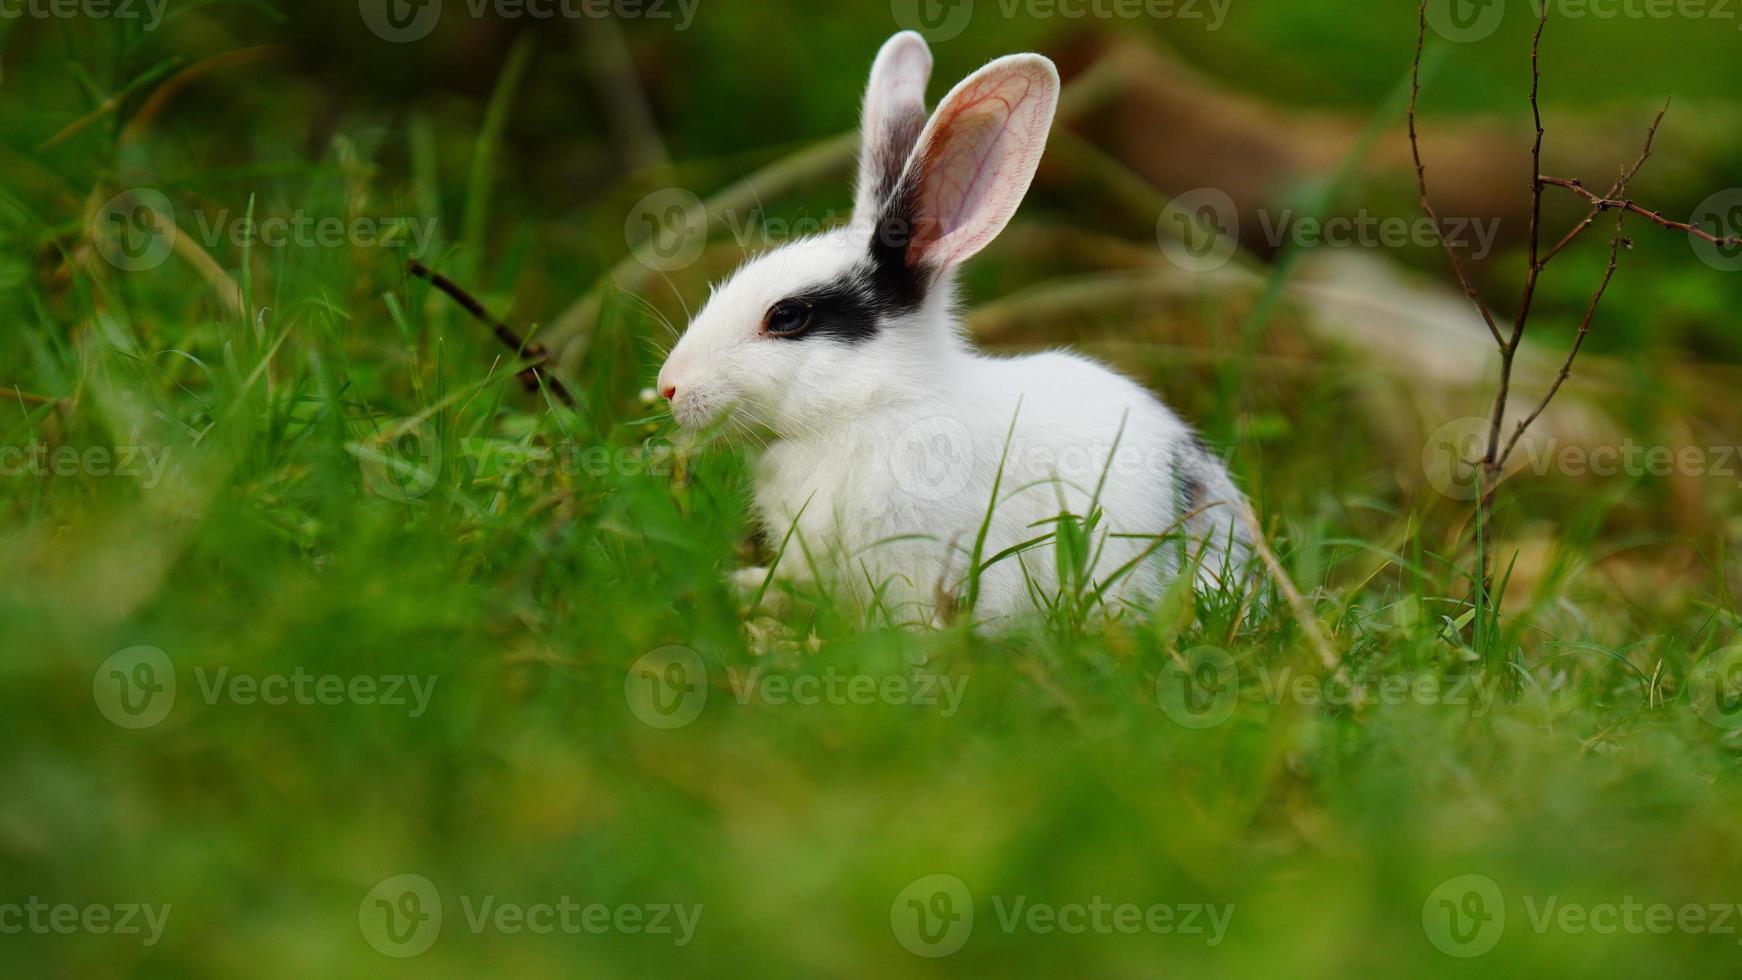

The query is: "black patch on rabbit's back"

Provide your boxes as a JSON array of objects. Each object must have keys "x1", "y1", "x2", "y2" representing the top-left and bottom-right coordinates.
[{"x1": 1172, "y1": 435, "x2": 1219, "y2": 516}]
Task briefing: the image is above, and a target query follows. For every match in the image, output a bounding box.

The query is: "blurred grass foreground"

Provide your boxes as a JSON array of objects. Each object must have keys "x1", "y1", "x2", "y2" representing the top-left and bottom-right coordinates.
[{"x1": 4, "y1": 1, "x2": 1742, "y2": 977}]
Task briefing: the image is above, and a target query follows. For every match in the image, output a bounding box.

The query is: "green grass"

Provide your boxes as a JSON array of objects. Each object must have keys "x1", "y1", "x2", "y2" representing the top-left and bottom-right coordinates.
[{"x1": 5, "y1": 3, "x2": 1742, "y2": 978}]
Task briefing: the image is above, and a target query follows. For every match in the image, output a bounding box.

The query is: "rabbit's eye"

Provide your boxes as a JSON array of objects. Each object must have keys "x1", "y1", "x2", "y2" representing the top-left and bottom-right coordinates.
[{"x1": 763, "y1": 299, "x2": 813, "y2": 338}]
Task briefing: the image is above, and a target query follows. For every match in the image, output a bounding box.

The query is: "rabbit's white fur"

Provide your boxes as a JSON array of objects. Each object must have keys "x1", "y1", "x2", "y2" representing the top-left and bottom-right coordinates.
[{"x1": 658, "y1": 32, "x2": 1253, "y2": 626}]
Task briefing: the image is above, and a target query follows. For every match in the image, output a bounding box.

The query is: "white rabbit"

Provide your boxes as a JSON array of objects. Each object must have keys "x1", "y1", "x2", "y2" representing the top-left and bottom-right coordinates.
[{"x1": 657, "y1": 31, "x2": 1254, "y2": 626}]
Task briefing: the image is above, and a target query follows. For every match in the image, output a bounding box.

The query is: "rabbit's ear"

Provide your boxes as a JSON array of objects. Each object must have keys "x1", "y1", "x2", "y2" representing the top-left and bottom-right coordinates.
[
  {"x1": 854, "y1": 31, "x2": 932, "y2": 220},
  {"x1": 892, "y1": 54, "x2": 1059, "y2": 271}
]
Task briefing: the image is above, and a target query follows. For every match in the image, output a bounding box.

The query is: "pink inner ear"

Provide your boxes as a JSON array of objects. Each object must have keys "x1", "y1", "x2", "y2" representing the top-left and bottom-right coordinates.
[{"x1": 909, "y1": 63, "x2": 1054, "y2": 269}]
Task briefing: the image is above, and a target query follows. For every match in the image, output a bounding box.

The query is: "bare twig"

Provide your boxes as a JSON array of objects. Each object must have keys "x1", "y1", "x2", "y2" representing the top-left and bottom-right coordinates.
[
  {"x1": 1539, "y1": 100, "x2": 1669, "y2": 265},
  {"x1": 1487, "y1": 5, "x2": 1552, "y2": 467},
  {"x1": 1538, "y1": 177, "x2": 1742, "y2": 249},
  {"x1": 406, "y1": 260, "x2": 576, "y2": 407},
  {"x1": 3, "y1": 388, "x2": 59, "y2": 407},
  {"x1": 1408, "y1": 4, "x2": 1504, "y2": 348},
  {"x1": 1470, "y1": 3, "x2": 1552, "y2": 572},
  {"x1": 1501, "y1": 209, "x2": 1627, "y2": 467}
]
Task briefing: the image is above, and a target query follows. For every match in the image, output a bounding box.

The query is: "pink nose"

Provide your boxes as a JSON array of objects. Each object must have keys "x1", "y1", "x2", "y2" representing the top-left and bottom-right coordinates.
[{"x1": 660, "y1": 385, "x2": 677, "y2": 401}]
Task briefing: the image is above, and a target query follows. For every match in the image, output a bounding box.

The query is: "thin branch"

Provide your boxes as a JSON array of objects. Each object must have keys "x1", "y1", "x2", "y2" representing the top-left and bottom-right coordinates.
[
  {"x1": 406, "y1": 260, "x2": 576, "y2": 407},
  {"x1": 1480, "y1": 3, "x2": 1552, "y2": 496},
  {"x1": 1539, "y1": 99, "x2": 1669, "y2": 265},
  {"x1": 1409, "y1": 2, "x2": 1504, "y2": 348},
  {"x1": 1509, "y1": 4, "x2": 1551, "y2": 346},
  {"x1": 3, "y1": 388, "x2": 59, "y2": 407},
  {"x1": 1500, "y1": 209, "x2": 1627, "y2": 467},
  {"x1": 1538, "y1": 177, "x2": 1742, "y2": 249}
]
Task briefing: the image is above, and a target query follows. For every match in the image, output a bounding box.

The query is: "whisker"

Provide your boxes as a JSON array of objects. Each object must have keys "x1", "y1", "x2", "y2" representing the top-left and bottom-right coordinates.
[
  {"x1": 658, "y1": 271, "x2": 694, "y2": 326},
  {"x1": 610, "y1": 283, "x2": 683, "y2": 341},
  {"x1": 764, "y1": 405, "x2": 829, "y2": 444},
  {"x1": 728, "y1": 416, "x2": 768, "y2": 451}
]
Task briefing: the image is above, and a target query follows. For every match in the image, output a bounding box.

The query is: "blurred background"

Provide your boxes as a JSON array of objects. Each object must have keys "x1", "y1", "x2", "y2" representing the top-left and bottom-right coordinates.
[{"x1": 3, "y1": 0, "x2": 1742, "y2": 977}]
